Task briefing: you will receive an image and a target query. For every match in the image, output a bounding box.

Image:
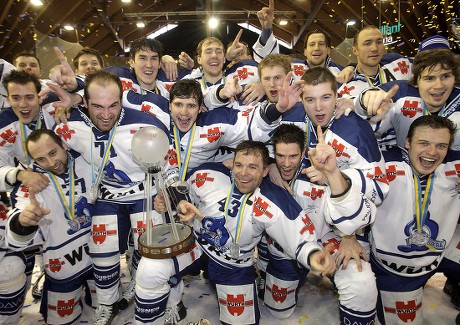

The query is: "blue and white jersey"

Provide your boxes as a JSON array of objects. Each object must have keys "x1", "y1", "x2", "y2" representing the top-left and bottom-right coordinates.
[
  {"x1": 370, "y1": 148, "x2": 460, "y2": 276},
  {"x1": 6, "y1": 151, "x2": 94, "y2": 281},
  {"x1": 291, "y1": 56, "x2": 344, "y2": 80},
  {"x1": 186, "y1": 162, "x2": 322, "y2": 269},
  {"x1": 283, "y1": 111, "x2": 389, "y2": 206},
  {"x1": 355, "y1": 81, "x2": 460, "y2": 150},
  {"x1": 338, "y1": 53, "x2": 412, "y2": 98},
  {"x1": 54, "y1": 107, "x2": 175, "y2": 202}
]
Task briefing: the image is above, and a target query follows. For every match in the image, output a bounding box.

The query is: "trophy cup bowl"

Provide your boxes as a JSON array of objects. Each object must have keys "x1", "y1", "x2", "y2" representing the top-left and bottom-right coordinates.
[{"x1": 131, "y1": 126, "x2": 194, "y2": 259}]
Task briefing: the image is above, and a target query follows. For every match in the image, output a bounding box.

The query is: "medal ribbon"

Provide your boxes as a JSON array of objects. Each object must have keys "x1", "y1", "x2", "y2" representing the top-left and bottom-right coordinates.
[
  {"x1": 90, "y1": 124, "x2": 118, "y2": 187},
  {"x1": 48, "y1": 156, "x2": 75, "y2": 222},
  {"x1": 413, "y1": 173, "x2": 434, "y2": 233},
  {"x1": 173, "y1": 124, "x2": 196, "y2": 181},
  {"x1": 19, "y1": 111, "x2": 43, "y2": 165},
  {"x1": 224, "y1": 181, "x2": 252, "y2": 245},
  {"x1": 422, "y1": 102, "x2": 446, "y2": 116},
  {"x1": 360, "y1": 65, "x2": 386, "y2": 87}
]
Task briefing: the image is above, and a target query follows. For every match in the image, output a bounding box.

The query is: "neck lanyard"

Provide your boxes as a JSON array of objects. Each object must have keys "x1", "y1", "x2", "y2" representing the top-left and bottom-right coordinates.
[
  {"x1": 413, "y1": 173, "x2": 434, "y2": 233},
  {"x1": 422, "y1": 102, "x2": 446, "y2": 116},
  {"x1": 90, "y1": 123, "x2": 118, "y2": 192},
  {"x1": 140, "y1": 85, "x2": 159, "y2": 95},
  {"x1": 48, "y1": 156, "x2": 75, "y2": 223},
  {"x1": 19, "y1": 111, "x2": 42, "y2": 165},
  {"x1": 173, "y1": 124, "x2": 196, "y2": 181},
  {"x1": 359, "y1": 65, "x2": 386, "y2": 87},
  {"x1": 201, "y1": 75, "x2": 225, "y2": 90},
  {"x1": 224, "y1": 181, "x2": 252, "y2": 245}
]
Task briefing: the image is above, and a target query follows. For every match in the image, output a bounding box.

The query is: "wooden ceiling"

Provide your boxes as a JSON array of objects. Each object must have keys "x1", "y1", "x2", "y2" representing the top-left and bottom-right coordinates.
[{"x1": 0, "y1": 0, "x2": 458, "y2": 65}]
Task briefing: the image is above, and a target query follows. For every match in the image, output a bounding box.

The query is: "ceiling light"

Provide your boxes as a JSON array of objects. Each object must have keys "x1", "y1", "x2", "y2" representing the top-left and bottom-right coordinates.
[
  {"x1": 279, "y1": 20, "x2": 288, "y2": 26},
  {"x1": 64, "y1": 24, "x2": 75, "y2": 31},
  {"x1": 146, "y1": 24, "x2": 178, "y2": 40},
  {"x1": 346, "y1": 20, "x2": 356, "y2": 26},
  {"x1": 208, "y1": 17, "x2": 219, "y2": 29},
  {"x1": 136, "y1": 21, "x2": 145, "y2": 28},
  {"x1": 31, "y1": 0, "x2": 44, "y2": 6},
  {"x1": 121, "y1": 0, "x2": 132, "y2": 3}
]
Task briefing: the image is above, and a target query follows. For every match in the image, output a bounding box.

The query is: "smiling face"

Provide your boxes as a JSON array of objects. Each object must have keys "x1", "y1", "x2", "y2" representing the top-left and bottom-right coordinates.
[
  {"x1": 417, "y1": 64, "x2": 455, "y2": 113},
  {"x1": 232, "y1": 150, "x2": 269, "y2": 194},
  {"x1": 405, "y1": 125, "x2": 450, "y2": 175},
  {"x1": 197, "y1": 40, "x2": 225, "y2": 82},
  {"x1": 260, "y1": 65, "x2": 288, "y2": 103},
  {"x1": 28, "y1": 134, "x2": 69, "y2": 175},
  {"x1": 85, "y1": 82, "x2": 122, "y2": 132},
  {"x1": 275, "y1": 142, "x2": 303, "y2": 182},
  {"x1": 301, "y1": 81, "x2": 337, "y2": 127},
  {"x1": 304, "y1": 33, "x2": 330, "y2": 67},
  {"x1": 170, "y1": 96, "x2": 200, "y2": 133},
  {"x1": 7, "y1": 81, "x2": 41, "y2": 124},
  {"x1": 129, "y1": 49, "x2": 160, "y2": 90},
  {"x1": 15, "y1": 56, "x2": 41, "y2": 78},
  {"x1": 76, "y1": 53, "x2": 102, "y2": 76}
]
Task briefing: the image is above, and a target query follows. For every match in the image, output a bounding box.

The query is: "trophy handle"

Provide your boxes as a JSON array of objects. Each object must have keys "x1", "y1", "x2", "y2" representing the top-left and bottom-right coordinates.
[{"x1": 153, "y1": 172, "x2": 180, "y2": 241}]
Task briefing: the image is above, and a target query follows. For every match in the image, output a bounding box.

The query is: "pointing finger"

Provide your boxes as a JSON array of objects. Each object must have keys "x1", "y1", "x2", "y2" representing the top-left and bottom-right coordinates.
[
  {"x1": 233, "y1": 29, "x2": 243, "y2": 46},
  {"x1": 385, "y1": 84, "x2": 399, "y2": 100},
  {"x1": 316, "y1": 125, "x2": 325, "y2": 144}
]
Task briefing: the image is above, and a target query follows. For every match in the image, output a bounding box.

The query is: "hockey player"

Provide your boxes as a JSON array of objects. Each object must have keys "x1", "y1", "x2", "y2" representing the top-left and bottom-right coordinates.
[
  {"x1": 354, "y1": 47, "x2": 460, "y2": 150},
  {"x1": 269, "y1": 123, "x2": 377, "y2": 323},
  {"x1": 6, "y1": 129, "x2": 97, "y2": 324},
  {"x1": 369, "y1": 115, "x2": 460, "y2": 324},
  {"x1": 138, "y1": 140, "x2": 336, "y2": 324},
  {"x1": 51, "y1": 70, "x2": 174, "y2": 325},
  {"x1": 73, "y1": 47, "x2": 104, "y2": 77}
]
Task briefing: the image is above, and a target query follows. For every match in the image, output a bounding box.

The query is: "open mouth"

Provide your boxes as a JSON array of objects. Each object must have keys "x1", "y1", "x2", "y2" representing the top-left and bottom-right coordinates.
[
  {"x1": 419, "y1": 156, "x2": 436, "y2": 169},
  {"x1": 315, "y1": 114, "x2": 326, "y2": 124}
]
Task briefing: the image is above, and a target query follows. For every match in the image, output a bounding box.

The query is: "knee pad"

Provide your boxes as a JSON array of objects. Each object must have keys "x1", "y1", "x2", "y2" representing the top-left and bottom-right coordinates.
[
  {"x1": 379, "y1": 286, "x2": 424, "y2": 325},
  {"x1": 0, "y1": 255, "x2": 26, "y2": 283},
  {"x1": 92, "y1": 255, "x2": 121, "y2": 305},
  {"x1": 264, "y1": 271, "x2": 298, "y2": 319},
  {"x1": 216, "y1": 283, "x2": 259, "y2": 325},
  {"x1": 44, "y1": 286, "x2": 83, "y2": 324},
  {"x1": 0, "y1": 257, "x2": 27, "y2": 325},
  {"x1": 89, "y1": 214, "x2": 120, "y2": 256}
]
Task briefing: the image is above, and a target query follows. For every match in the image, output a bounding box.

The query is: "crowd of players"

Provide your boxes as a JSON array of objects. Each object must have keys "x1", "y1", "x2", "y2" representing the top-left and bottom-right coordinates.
[{"x1": 0, "y1": 0, "x2": 459, "y2": 324}]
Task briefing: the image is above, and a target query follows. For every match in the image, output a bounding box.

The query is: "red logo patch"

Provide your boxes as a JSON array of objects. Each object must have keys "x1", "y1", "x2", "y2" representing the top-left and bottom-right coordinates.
[
  {"x1": 339, "y1": 85, "x2": 356, "y2": 96},
  {"x1": 292, "y1": 64, "x2": 305, "y2": 77},
  {"x1": 329, "y1": 139, "x2": 351, "y2": 158},
  {"x1": 0, "y1": 129, "x2": 18, "y2": 147},
  {"x1": 386, "y1": 164, "x2": 406, "y2": 182},
  {"x1": 401, "y1": 100, "x2": 422, "y2": 118},
  {"x1": 46, "y1": 258, "x2": 65, "y2": 273},
  {"x1": 235, "y1": 67, "x2": 255, "y2": 80},
  {"x1": 384, "y1": 300, "x2": 421, "y2": 322},
  {"x1": 252, "y1": 197, "x2": 273, "y2": 219},
  {"x1": 92, "y1": 224, "x2": 117, "y2": 245},
  {"x1": 445, "y1": 163, "x2": 460, "y2": 178},
  {"x1": 48, "y1": 298, "x2": 75, "y2": 317},
  {"x1": 300, "y1": 213, "x2": 315, "y2": 235},
  {"x1": 199, "y1": 127, "x2": 223, "y2": 143},
  {"x1": 219, "y1": 294, "x2": 253, "y2": 316},
  {"x1": 267, "y1": 284, "x2": 295, "y2": 303},
  {"x1": 393, "y1": 60, "x2": 410, "y2": 75},
  {"x1": 56, "y1": 124, "x2": 76, "y2": 141},
  {"x1": 191, "y1": 172, "x2": 215, "y2": 188},
  {"x1": 302, "y1": 187, "x2": 324, "y2": 200}
]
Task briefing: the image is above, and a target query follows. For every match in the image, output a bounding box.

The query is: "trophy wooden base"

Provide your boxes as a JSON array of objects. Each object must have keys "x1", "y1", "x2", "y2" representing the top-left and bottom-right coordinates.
[{"x1": 138, "y1": 223, "x2": 195, "y2": 259}]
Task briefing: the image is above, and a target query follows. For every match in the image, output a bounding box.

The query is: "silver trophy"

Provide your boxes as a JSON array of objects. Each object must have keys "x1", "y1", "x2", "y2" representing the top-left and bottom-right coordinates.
[{"x1": 131, "y1": 127, "x2": 194, "y2": 259}]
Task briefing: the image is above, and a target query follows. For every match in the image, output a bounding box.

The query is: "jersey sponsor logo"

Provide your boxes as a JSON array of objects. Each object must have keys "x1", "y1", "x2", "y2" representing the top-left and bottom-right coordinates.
[
  {"x1": 339, "y1": 85, "x2": 356, "y2": 96},
  {"x1": 292, "y1": 64, "x2": 305, "y2": 77},
  {"x1": 46, "y1": 258, "x2": 65, "y2": 272},
  {"x1": 219, "y1": 294, "x2": 253, "y2": 316},
  {"x1": 381, "y1": 257, "x2": 440, "y2": 275},
  {"x1": 266, "y1": 284, "x2": 295, "y2": 303},
  {"x1": 241, "y1": 108, "x2": 254, "y2": 124},
  {"x1": 0, "y1": 128, "x2": 18, "y2": 147},
  {"x1": 300, "y1": 213, "x2": 315, "y2": 235},
  {"x1": 445, "y1": 163, "x2": 460, "y2": 177},
  {"x1": 191, "y1": 172, "x2": 215, "y2": 188},
  {"x1": 199, "y1": 127, "x2": 224, "y2": 143},
  {"x1": 167, "y1": 149, "x2": 178, "y2": 166},
  {"x1": 48, "y1": 298, "x2": 75, "y2": 317},
  {"x1": 0, "y1": 202, "x2": 8, "y2": 221},
  {"x1": 386, "y1": 164, "x2": 406, "y2": 182},
  {"x1": 393, "y1": 60, "x2": 410, "y2": 75},
  {"x1": 133, "y1": 220, "x2": 146, "y2": 236},
  {"x1": 64, "y1": 244, "x2": 90, "y2": 266},
  {"x1": 322, "y1": 237, "x2": 340, "y2": 254},
  {"x1": 92, "y1": 224, "x2": 118, "y2": 245},
  {"x1": 235, "y1": 67, "x2": 255, "y2": 80},
  {"x1": 252, "y1": 197, "x2": 273, "y2": 219},
  {"x1": 384, "y1": 300, "x2": 421, "y2": 322},
  {"x1": 401, "y1": 100, "x2": 422, "y2": 118},
  {"x1": 366, "y1": 166, "x2": 389, "y2": 184},
  {"x1": 302, "y1": 187, "x2": 324, "y2": 200},
  {"x1": 141, "y1": 103, "x2": 157, "y2": 116},
  {"x1": 165, "y1": 83, "x2": 174, "y2": 92},
  {"x1": 56, "y1": 124, "x2": 76, "y2": 141},
  {"x1": 329, "y1": 139, "x2": 351, "y2": 159},
  {"x1": 121, "y1": 79, "x2": 135, "y2": 92}
]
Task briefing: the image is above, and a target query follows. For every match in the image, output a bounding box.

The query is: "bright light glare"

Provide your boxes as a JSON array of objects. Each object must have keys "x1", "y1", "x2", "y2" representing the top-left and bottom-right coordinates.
[
  {"x1": 208, "y1": 17, "x2": 219, "y2": 29},
  {"x1": 64, "y1": 25, "x2": 75, "y2": 31},
  {"x1": 279, "y1": 20, "x2": 288, "y2": 26},
  {"x1": 31, "y1": 0, "x2": 44, "y2": 6},
  {"x1": 136, "y1": 21, "x2": 145, "y2": 28},
  {"x1": 346, "y1": 20, "x2": 356, "y2": 26}
]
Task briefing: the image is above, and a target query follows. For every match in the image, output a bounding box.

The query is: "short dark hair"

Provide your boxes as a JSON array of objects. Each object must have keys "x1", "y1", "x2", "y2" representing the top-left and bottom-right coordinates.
[
  {"x1": 304, "y1": 30, "x2": 332, "y2": 49},
  {"x1": 407, "y1": 115, "x2": 457, "y2": 146},
  {"x1": 169, "y1": 79, "x2": 204, "y2": 108},
  {"x1": 234, "y1": 141, "x2": 269, "y2": 167},
  {"x1": 301, "y1": 66, "x2": 337, "y2": 93},
  {"x1": 2, "y1": 70, "x2": 41, "y2": 94},
  {"x1": 84, "y1": 70, "x2": 123, "y2": 103},
  {"x1": 129, "y1": 38, "x2": 164, "y2": 60},
  {"x1": 73, "y1": 47, "x2": 104, "y2": 70},
  {"x1": 13, "y1": 51, "x2": 41, "y2": 68},
  {"x1": 26, "y1": 129, "x2": 65, "y2": 158},
  {"x1": 353, "y1": 25, "x2": 381, "y2": 46},
  {"x1": 272, "y1": 124, "x2": 305, "y2": 153},
  {"x1": 410, "y1": 48, "x2": 460, "y2": 86}
]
